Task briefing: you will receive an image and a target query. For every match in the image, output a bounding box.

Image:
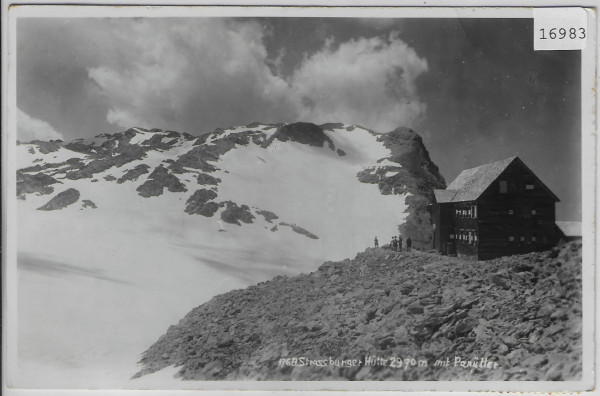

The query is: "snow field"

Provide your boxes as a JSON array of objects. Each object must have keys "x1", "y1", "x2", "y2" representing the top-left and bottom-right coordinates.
[{"x1": 215, "y1": 126, "x2": 409, "y2": 264}]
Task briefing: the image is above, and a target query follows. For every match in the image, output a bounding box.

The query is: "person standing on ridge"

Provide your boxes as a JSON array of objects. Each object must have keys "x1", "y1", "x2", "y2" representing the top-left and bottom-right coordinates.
[
  {"x1": 398, "y1": 235, "x2": 403, "y2": 252},
  {"x1": 374, "y1": 236, "x2": 379, "y2": 248},
  {"x1": 392, "y1": 236, "x2": 398, "y2": 251},
  {"x1": 406, "y1": 236, "x2": 412, "y2": 252}
]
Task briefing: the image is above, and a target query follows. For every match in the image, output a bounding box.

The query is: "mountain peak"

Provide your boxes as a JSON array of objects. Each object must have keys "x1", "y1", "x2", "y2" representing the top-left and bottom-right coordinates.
[
  {"x1": 268, "y1": 122, "x2": 335, "y2": 150},
  {"x1": 17, "y1": 121, "x2": 447, "y2": 250},
  {"x1": 386, "y1": 126, "x2": 421, "y2": 141}
]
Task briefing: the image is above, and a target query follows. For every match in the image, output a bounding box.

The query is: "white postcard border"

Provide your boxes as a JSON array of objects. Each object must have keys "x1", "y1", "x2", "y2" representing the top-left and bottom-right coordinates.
[{"x1": 2, "y1": 3, "x2": 597, "y2": 395}]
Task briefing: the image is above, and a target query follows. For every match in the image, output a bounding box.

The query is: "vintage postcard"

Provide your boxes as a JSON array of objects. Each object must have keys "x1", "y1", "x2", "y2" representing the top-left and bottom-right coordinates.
[{"x1": 2, "y1": 2, "x2": 597, "y2": 395}]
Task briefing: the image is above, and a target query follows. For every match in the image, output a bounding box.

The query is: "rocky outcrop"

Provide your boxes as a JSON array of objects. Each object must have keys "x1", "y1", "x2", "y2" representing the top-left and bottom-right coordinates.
[
  {"x1": 81, "y1": 199, "x2": 97, "y2": 209},
  {"x1": 136, "y1": 165, "x2": 187, "y2": 198},
  {"x1": 172, "y1": 131, "x2": 253, "y2": 174},
  {"x1": 65, "y1": 147, "x2": 147, "y2": 180},
  {"x1": 210, "y1": 132, "x2": 251, "y2": 156},
  {"x1": 117, "y1": 164, "x2": 150, "y2": 184},
  {"x1": 279, "y1": 222, "x2": 319, "y2": 240},
  {"x1": 319, "y1": 123, "x2": 345, "y2": 131},
  {"x1": 265, "y1": 122, "x2": 336, "y2": 152},
  {"x1": 220, "y1": 201, "x2": 255, "y2": 226},
  {"x1": 171, "y1": 146, "x2": 219, "y2": 173},
  {"x1": 135, "y1": 241, "x2": 581, "y2": 381},
  {"x1": 27, "y1": 140, "x2": 62, "y2": 154},
  {"x1": 140, "y1": 134, "x2": 178, "y2": 151},
  {"x1": 38, "y1": 188, "x2": 80, "y2": 211},
  {"x1": 256, "y1": 210, "x2": 279, "y2": 223},
  {"x1": 196, "y1": 173, "x2": 221, "y2": 186},
  {"x1": 17, "y1": 172, "x2": 61, "y2": 196},
  {"x1": 358, "y1": 127, "x2": 446, "y2": 250},
  {"x1": 185, "y1": 189, "x2": 219, "y2": 217}
]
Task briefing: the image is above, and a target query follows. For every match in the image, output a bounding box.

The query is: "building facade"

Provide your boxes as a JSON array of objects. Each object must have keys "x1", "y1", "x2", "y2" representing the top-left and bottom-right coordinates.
[{"x1": 433, "y1": 156, "x2": 560, "y2": 260}]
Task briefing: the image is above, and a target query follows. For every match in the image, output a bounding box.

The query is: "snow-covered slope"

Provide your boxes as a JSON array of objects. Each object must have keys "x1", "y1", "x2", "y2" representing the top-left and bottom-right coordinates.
[{"x1": 14, "y1": 122, "x2": 445, "y2": 388}]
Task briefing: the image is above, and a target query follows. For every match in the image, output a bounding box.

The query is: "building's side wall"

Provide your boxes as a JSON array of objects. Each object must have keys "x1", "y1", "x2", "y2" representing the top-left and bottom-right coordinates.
[
  {"x1": 434, "y1": 203, "x2": 454, "y2": 254},
  {"x1": 477, "y1": 161, "x2": 558, "y2": 260}
]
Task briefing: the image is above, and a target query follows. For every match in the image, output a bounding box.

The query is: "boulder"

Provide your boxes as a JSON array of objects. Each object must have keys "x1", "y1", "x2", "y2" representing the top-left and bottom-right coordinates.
[{"x1": 37, "y1": 188, "x2": 80, "y2": 211}]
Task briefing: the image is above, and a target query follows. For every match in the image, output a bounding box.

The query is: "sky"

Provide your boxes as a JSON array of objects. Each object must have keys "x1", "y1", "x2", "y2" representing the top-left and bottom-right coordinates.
[{"x1": 16, "y1": 17, "x2": 582, "y2": 220}]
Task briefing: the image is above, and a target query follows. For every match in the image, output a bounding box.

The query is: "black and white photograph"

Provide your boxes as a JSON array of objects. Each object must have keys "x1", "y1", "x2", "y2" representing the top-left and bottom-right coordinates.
[{"x1": 3, "y1": 3, "x2": 596, "y2": 394}]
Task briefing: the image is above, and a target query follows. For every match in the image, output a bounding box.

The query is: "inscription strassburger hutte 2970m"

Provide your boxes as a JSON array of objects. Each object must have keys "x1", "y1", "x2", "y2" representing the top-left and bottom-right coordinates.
[{"x1": 278, "y1": 356, "x2": 500, "y2": 370}]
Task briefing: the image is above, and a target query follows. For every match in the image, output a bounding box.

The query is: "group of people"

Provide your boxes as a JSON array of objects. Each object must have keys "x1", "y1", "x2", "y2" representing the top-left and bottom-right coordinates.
[{"x1": 374, "y1": 235, "x2": 412, "y2": 252}]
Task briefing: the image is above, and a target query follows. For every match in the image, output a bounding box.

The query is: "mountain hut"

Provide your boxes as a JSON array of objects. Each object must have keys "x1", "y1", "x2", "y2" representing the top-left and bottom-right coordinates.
[{"x1": 432, "y1": 156, "x2": 561, "y2": 260}]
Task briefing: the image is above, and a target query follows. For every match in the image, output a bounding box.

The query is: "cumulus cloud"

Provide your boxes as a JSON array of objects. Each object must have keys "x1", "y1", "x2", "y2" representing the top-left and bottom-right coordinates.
[
  {"x1": 289, "y1": 34, "x2": 428, "y2": 132},
  {"x1": 86, "y1": 19, "x2": 294, "y2": 134},
  {"x1": 61, "y1": 19, "x2": 427, "y2": 134},
  {"x1": 17, "y1": 108, "x2": 64, "y2": 142}
]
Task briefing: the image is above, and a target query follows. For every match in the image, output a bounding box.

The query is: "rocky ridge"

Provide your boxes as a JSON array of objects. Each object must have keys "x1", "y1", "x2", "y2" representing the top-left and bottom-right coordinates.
[
  {"x1": 17, "y1": 122, "x2": 446, "y2": 245},
  {"x1": 37, "y1": 188, "x2": 80, "y2": 211},
  {"x1": 134, "y1": 241, "x2": 582, "y2": 381}
]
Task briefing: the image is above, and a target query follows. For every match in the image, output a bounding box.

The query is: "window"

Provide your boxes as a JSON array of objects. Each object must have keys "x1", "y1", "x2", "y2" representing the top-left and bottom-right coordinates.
[
  {"x1": 532, "y1": 236, "x2": 537, "y2": 242},
  {"x1": 522, "y1": 205, "x2": 532, "y2": 219},
  {"x1": 474, "y1": 233, "x2": 478, "y2": 242},
  {"x1": 508, "y1": 209, "x2": 514, "y2": 215},
  {"x1": 499, "y1": 180, "x2": 508, "y2": 193},
  {"x1": 509, "y1": 236, "x2": 515, "y2": 242},
  {"x1": 532, "y1": 209, "x2": 537, "y2": 215},
  {"x1": 468, "y1": 231, "x2": 475, "y2": 244},
  {"x1": 520, "y1": 236, "x2": 525, "y2": 242},
  {"x1": 449, "y1": 234, "x2": 455, "y2": 239},
  {"x1": 526, "y1": 184, "x2": 534, "y2": 190},
  {"x1": 472, "y1": 205, "x2": 477, "y2": 218}
]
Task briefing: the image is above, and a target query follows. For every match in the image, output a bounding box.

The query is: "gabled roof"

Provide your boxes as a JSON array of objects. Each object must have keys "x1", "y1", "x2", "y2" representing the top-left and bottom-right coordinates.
[
  {"x1": 434, "y1": 156, "x2": 559, "y2": 203},
  {"x1": 434, "y1": 157, "x2": 516, "y2": 203},
  {"x1": 433, "y1": 189, "x2": 458, "y2": 203}
]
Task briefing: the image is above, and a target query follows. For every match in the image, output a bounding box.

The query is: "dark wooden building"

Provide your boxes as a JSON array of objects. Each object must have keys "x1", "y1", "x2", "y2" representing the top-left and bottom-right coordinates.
[{"x1": 432, "y1": 156, "x2": 560, "y2": 260}]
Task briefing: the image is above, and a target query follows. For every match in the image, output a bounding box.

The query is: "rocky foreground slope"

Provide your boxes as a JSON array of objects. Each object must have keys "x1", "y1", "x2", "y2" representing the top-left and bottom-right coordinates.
[{"x1": 135, "y1": 241, "x2": 582, "y2": 381}]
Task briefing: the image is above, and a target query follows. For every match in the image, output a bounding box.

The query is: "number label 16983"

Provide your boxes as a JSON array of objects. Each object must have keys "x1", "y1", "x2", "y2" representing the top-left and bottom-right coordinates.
[
  {"x1": 533, "y1": 8, "x2": 588, "y2": 50},
  {"x1": 539, "y1": 27, "x2": 586, "y2": 40}
]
